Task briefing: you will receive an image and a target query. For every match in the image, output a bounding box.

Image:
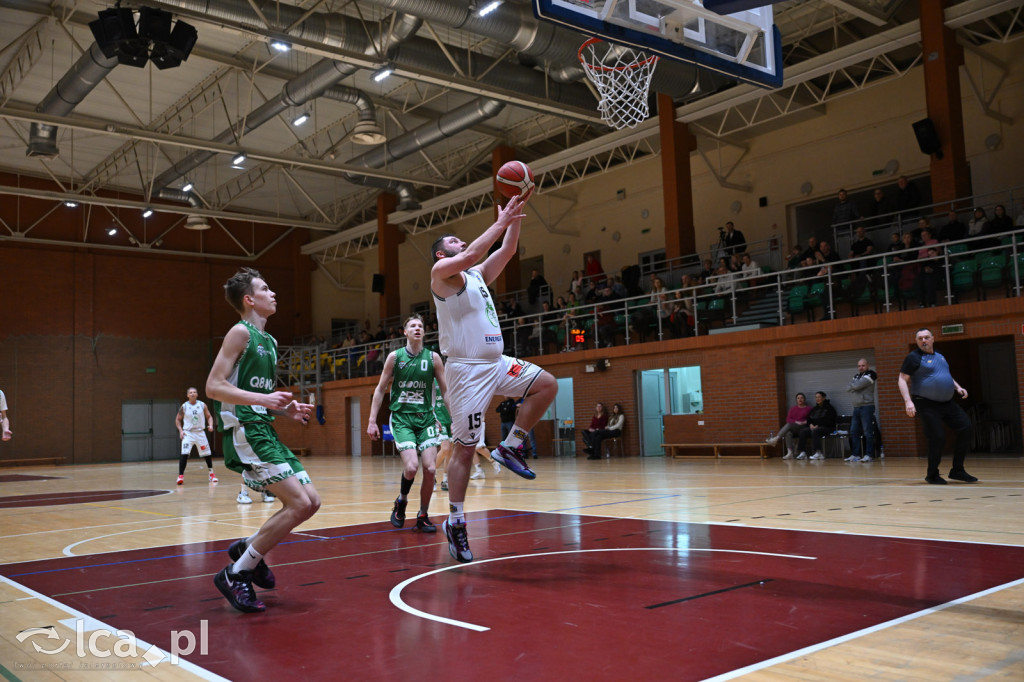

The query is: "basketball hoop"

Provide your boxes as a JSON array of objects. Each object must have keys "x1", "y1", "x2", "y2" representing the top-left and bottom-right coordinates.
[{"x1": 578, "y1": 37, "x2": 659, "y2": 130}]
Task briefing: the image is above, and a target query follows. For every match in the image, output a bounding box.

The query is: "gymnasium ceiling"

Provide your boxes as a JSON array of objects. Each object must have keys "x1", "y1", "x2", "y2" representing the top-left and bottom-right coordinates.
[{"x1": 0, "y1": 0, "x2": 1020, "y2": 264}]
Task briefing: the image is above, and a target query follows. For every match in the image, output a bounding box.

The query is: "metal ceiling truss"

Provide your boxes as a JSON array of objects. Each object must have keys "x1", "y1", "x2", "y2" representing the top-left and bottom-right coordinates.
[{"x1": 0, "y1": 16, "x2": 46, "y2": 106}]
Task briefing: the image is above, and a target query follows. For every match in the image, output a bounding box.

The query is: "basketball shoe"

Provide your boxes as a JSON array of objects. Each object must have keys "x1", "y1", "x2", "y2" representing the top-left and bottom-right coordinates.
[
  {"x1": 214, "y1": 566, "x2": 265, "y2": 613},
  {"x1": 442, "y1": 519, "x2": 473, "y2": 563},
  {"x1": 391, "y1": 497, "x2": 408, "y2": 528},
  {"x1": 415, "y1": 511, "x2": 436, "y2": 533},
  {"x1": 237, "y1": 488, "x2": 253, "y2": 504},
  {"x1": 262, "y1": 491, "x2": 275, "y2": 503},
  {"x1": 228, "y1": 539, "x2": 276, "y2": 589},
  {"x1": 209, "y1": 472, "x2": 219, "y2": 482},
  {"x1": 490, "y1": 444, "x2": 536, "y2": 480},
  {"x1": 176, "y1": 475, "x2": 184, "y2": 485}
]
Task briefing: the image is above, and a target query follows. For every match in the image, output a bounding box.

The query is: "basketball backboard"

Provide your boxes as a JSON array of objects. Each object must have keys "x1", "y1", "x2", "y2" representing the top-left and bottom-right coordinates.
[{"x1": 534, "y1": 0, "x2": 782, "y2": 88}]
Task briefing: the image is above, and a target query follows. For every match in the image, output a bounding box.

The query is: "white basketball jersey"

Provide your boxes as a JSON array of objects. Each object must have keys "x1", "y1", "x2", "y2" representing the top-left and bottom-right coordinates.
[
  {"x1": 433, "y1": 268, "x2": 503, "y2": 362},
  {"x1": 180, "y1": 401, "x2": 206, "y2": 432}
]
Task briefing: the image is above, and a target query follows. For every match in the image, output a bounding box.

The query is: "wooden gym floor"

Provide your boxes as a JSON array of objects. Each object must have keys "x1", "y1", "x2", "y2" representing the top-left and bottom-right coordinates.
[{"x1": 1, "y1": 454, "x2": 1022, "y2": 681}]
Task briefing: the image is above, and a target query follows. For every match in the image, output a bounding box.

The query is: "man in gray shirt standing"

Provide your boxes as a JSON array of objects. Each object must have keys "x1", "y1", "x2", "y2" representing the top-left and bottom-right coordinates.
[
  {"x1": 846, "y1": 359, "x2": 878, "y2": 462},
  {"x1": 897, "y1": 328, "x2": 977, "y2": 485}
]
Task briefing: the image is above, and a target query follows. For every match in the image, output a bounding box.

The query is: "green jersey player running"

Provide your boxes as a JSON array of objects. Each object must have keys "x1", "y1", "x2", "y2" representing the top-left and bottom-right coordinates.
[
  {"x1": 206, "y1": 268, "x2": 318, "y2": 613},
  {"x1": 368, "y1": 314, "x2": 448, "y2": 532}
]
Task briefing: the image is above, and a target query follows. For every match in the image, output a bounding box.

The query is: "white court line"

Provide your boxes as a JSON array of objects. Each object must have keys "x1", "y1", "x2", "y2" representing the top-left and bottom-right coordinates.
[
  {"x1": 702, "y1": 576, "x2": 1024, "y2": 682},
  {"x1": 0, "y1": 574, "x2": 229, "y2": 681},
  {"x1": 389, "y1": 547, "x2": 816, "y2": 632},
  {"x1": 61, "y1": 522, "x2": 211, "y2": 557}
]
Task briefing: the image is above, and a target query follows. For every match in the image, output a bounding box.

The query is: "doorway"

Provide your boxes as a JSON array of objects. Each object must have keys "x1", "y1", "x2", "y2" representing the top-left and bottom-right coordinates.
[{"x1": 121, "y1": 400, "x2": 179, "y2": 462}]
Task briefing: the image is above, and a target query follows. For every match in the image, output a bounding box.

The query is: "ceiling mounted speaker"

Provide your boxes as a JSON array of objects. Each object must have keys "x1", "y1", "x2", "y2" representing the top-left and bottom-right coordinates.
[
  {"x1": 89, "y1": 8, "x2": 138, "y2": 59},
  {"x1": 912, "y1": 118, "x2": 943, "y2": 158},
  {"x1": 138, "y1": 7, "x2": 172, "y2": 42}
]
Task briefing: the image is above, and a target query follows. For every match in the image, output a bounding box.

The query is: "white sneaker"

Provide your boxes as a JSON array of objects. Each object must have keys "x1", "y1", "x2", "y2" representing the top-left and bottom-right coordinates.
[
  {"x1": 491, "y1": 459, "x2": 502, "y2": 475},
  {"x1": 470, "y1": 466, "x2": 484, "y2": 480},
  {"x1": 860, "y1": 455, "x2": 873, "y2": 462},
  {"x1": 796, "y1": 452, "x2": 808, "y2": 460},
  {"x1": 262, "y1": 491, "x2": 276, "y2": 503},
  {"x1": 844, "y1": 455, "x2": 859, "y2": 462},
  {"x1": 810, "y1": 452, "x2": 825, "y2": 460},
  {"x1": 782, "y1": 451, "x2": 795, "y2": 460},
  {"x1": 237, "y1": 491, "x2": 253, "y2": 504},
  {"x1": 209, "y1": 472, "x2": 219, "y2": 482},
  {"x1": 766, "y1": 436, "x2": 778, "y2": 446}
]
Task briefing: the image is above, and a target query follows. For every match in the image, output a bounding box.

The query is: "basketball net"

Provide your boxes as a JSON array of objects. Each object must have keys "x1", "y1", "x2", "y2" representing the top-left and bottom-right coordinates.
[{"x1": 578, "y1": 37, "x2": 659, "y2": 130}]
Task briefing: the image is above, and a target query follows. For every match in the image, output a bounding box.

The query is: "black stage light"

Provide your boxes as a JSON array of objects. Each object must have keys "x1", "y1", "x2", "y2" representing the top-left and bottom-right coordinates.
[
  {"x1": 138, "y1": 7, "x2": 172, "y2": 43},
  {"x1": 151, "y1": 20, "x2": 198, "y2": 70},
  {"x1": 89, "y1": 7, "x2": 137, "y2": 59}
]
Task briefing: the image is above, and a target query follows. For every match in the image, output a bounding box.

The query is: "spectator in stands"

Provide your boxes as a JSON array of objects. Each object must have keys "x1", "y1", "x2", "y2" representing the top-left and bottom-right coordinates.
[
  {"x1": 937, "y1": 210, "x2": 967, "y2": 243},
  {"x1": 801, "y1": 236, "x2": 821, "y2": 262},
  {"x1": 866, "y1": 187, "x2": 893, "y2": 227},
  {"x1": 886, "y1": 232, "x2": 903, "y2": 254},
  {"x1": 585, "y1": 403, "x2": 625, "y2": 459},
  {"x1": 767, "y1": 392, "x2": 813, "y2": 460},
  {"x1": 916, "y1": 226, "x2": 938, "y2": 259},
  {"x1": 987, "y1": 204, "x2": 1013, "y2": 234},
  {"x1": 892, "y1": 232, "x2": 919, "y2": 295},
  {"x1": 584, "y1": 254, "x2": 604, "y2": 285},
  {"x1": 496, "y1": 397, "x2": 518, "y2": 442},
  {"x1": 723, "y1": 221, "x2": 747, "y2": 254},
  {"x1": 915, "y1": 247, "x2": 944, "y2": 308},
  {"x1": 894, "y1": 176, "x2": 921, "y2": 224},
  {"x1": 815, "y1": 241, "x2": 841, "y2": 277},
  {"x1": 669, "y1": 282, "x2": 696, "y2": 337},
  {"x1": 698, "y1": 258, "x2": 715, "y2": 283},
  {"x1": 848, "y1": 226, "x2": 876, "y2": 259},
  {"x1": 593, "y1": 280, "x2": 622, "y2": 347},
  {"x1": 569, "y1": 270, "x2": 583, "y2": 299},
  {"x1": 610, "y1": 275, "x2": 628, "y2": 299},
  {"x1": 581, "y1": 402, "x2": 608, "y2": 453},
  {"x1": 967, "y1": 207, "x2": 987, "y2": 237},
  {"x1": 831, "y1": 188, "x2": 860, "y2": 228},
  {"x1": 796, "y1": 391, "x2": 837, "y2": 460},
  {"x1": 1016, "y1": 202, "x2": 1024, "y2": 227},
  {"x1": 527, "y1": 268, "x2": 548, "y2": 305},
  {"x1": 718, "y1": 256, "x2": 736, "y2": 274},
  {"x1": 711, "y1": 264, "x2": 736, "y2": 297},
  {"x1": 374, "y1": 323, "x2": 387, "y2": 342},
  {"x1": 786, "y1": 246, "x2": 803, "y2": 270},
  {"x1": 846, "y1": 359, "x2": 879, "y2": 463}
]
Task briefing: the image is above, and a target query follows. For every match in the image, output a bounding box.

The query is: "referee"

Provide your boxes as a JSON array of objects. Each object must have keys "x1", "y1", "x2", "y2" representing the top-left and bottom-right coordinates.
[{"x1": 897, "y1": 327, "x2": 978, "y2": 485}]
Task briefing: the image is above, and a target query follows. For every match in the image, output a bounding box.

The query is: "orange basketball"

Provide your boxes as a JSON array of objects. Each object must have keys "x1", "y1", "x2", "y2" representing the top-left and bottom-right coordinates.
[{"x1": 495, "y1": 160, "x2": 535, "y2": 200}]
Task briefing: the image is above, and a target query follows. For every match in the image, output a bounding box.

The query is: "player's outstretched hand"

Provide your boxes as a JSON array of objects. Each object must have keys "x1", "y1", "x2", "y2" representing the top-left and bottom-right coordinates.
[
  {"x1": 496, "y1": 194, "x2": 526, "y2": 226},
  {"x1": 284, "y1": 399, "x2": 313, "y2": 424}
]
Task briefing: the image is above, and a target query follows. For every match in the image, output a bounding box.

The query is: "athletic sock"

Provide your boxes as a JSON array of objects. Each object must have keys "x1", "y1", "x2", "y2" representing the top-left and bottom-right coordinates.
[
  {"x1": 178, "y1": 456, "x2": 189, "y2": 476},
  {"x1": 399, "y1": 474, "x2": 415, "y2": 500},
  {"x1": 448, "y1": 500, "x2": 465, "y2": 525},
  {"x1": 502, "y1": 425, "x2": 527, "y2": 450},
  {"x1": 204, "y1": 456, "x2": 214, "y2": 469},
  {"x1": 231, "y1": 544, "x2": 264, "y2": 574}
]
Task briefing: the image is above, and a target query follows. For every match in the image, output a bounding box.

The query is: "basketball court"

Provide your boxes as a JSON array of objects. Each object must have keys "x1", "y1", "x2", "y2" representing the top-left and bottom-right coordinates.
[{"x1": 2, "y1": 456, "x2": 1022, "y2": 680}]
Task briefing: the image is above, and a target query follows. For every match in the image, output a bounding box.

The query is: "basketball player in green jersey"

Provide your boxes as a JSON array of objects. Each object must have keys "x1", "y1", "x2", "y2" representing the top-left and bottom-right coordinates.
[
  {"x1": 206, "y1": 268, "x2": 318, "y2": 613},
  {"x1": 368, "y1": 314, "x2": 448, "y2": 532}
]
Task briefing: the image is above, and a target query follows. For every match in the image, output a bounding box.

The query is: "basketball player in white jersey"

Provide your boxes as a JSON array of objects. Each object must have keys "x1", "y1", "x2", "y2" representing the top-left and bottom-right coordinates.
[
  {"x1": 175, "y1": 387, "x2": 218, "y2": 484},
  {"x1": 430, "y1": 193, "x2": 558, "y2": 563}
]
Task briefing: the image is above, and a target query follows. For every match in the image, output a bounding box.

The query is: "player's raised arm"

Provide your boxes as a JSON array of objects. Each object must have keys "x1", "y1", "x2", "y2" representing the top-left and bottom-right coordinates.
[{"x1": 431, "y1": 195, "x2": 526, "y2": 283}]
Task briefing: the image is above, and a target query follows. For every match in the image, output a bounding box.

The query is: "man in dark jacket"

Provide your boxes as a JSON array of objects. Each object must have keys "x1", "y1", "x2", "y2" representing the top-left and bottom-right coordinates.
[
  {"x1": 796, "y1": 391, "x2": 837, "y2": 460},
  {"x1": 496, "y1": 397, "x2": 518, "y2": 441}
]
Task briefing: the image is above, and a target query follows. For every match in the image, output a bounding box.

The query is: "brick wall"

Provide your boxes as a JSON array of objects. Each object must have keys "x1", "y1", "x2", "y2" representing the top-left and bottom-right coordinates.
[{"x1": 279, "y1": 298, "x2": 1024, "y2": 460}]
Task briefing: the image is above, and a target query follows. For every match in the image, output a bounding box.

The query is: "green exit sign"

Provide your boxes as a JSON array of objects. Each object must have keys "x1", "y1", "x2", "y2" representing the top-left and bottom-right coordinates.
[
  {"x1": 941, "y1": 324, "x2": 964, "y2": 335},
  {"x1": 146, "y1": 367, "x2": 157, "y2": 373}
]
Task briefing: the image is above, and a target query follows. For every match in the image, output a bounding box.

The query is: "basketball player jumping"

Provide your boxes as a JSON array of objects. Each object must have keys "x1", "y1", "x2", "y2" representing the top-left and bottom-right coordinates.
[
  {"x1": 430, "y1": 193, "x2": 558, "y2": 563},
  {"x1": 206, "y1": 268, "x2": 319, "y2": 612}
]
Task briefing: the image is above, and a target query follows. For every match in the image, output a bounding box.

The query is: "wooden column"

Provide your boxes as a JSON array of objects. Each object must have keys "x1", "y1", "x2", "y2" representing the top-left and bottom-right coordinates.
[
  {"x1": 491, "y1": 145, "x2": 521, "y2": 296},
  {"x1": 377, "y1": 193, "x2": 404, "y2": 321},
  {"x1": 919, "y1": 0, "x2": 971, "y2": 205},
  {"x1": 658, "y1": 93, "x2": 697, "y2": 259}
]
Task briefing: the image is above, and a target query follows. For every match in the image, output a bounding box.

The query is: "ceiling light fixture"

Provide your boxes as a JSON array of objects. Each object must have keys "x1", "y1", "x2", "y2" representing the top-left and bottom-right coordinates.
[
  {"x1": 292, "y1": 112, "x2": 310, "y2": 126},
  {"x1": 231, "y1": 153, "x2": 247, "y2": 167},
  {"x1": 477, "y1": 1, "x2": 503, "y2": 17},
  {"x1": 181, "y1": 181, "x2": 193, "y2": 192},
  {"x1": 142, "y1": 208, "x2": 154, "y2": 218},
  {"x1": 372, "y1": 66, "x2": 394, "y2": 83},
  {"x1": 64, "y1": 201, "x2": 78, "y2": 208},
  {"x1": 107, "y1": 227, "x2": 118, "y2": 236},
  {"x1": 270, "y1": 39, "x2": 291, "y2": 52}
]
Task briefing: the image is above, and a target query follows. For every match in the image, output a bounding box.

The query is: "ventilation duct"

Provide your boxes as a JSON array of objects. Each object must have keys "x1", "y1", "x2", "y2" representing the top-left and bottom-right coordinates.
[
  {"x1": 156, "y1": 188, "x2": 210, "y2": 230},
  {"x1": 152, "y1": 11, "x2": 421, "y2": 190},
  {"x1": 345, "y1": 98, "x2": 507, "y2": 210},
  {"x1": 321, "y1": 86, "x2": 385, "y2": 145},
  {"x1": 27, "y1": 42, "x2": 118, "y2": 158}
]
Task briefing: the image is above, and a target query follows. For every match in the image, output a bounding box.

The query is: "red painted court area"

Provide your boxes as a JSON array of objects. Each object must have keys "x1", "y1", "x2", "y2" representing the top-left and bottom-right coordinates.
[{"x1": 5, "y1": 511, "x2": 1024, "y2": 681}]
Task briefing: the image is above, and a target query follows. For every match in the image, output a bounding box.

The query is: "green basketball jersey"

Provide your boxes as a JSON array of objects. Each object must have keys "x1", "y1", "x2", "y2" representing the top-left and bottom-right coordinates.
[
  {"x1": 388, "y1": 346, "x2": 435, "y2": 413},
  {"x1": 222, "y1": 319, "x2": 278, "y2": 428},
  {"x1": 434, "y1": 379, "x2": 451, "y2": 426}
]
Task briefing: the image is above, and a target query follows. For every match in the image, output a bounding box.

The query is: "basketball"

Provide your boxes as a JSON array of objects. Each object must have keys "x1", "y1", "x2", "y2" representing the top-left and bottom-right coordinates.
[{"x1": 495, "y1": 160, "x2": 535, "y2": 200}]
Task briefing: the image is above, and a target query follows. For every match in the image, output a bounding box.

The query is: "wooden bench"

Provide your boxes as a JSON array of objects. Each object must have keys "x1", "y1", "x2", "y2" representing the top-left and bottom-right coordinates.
[
  {"x1": 0, "y1": 457, "x2": 66, "y2": 468},
  {"x1": 662, "y1": 443, "x2": 771, "y2": 459},
  {"x1": 291, "y1": 447, "x2": 311, "y2": 458}
]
